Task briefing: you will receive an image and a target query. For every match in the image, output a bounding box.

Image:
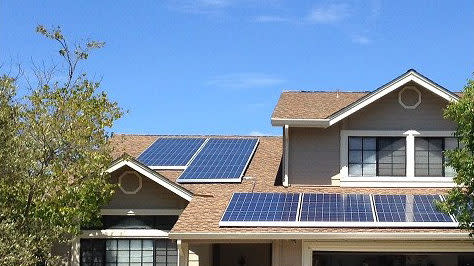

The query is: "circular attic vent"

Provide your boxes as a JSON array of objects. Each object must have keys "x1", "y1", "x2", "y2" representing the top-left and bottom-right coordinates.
[
  {"x1": 118, "y1": 171, "x2": 142, "y2": 194},
  {"x1": 398, "y1": 86, "x2": 421, "y2": 109}
]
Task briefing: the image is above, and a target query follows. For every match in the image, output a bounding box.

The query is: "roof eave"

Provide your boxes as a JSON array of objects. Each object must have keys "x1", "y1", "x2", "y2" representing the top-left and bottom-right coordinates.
[
  {"x1": 271, "y1": 118, "x2": 330, "y2": 128},
  {"x1": 168, "y1": 231, "x2": 469, "y2": 240}
]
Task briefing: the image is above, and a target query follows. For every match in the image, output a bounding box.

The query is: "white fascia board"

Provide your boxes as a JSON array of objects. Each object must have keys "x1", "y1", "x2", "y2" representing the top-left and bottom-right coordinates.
[
  {"x1": 100, "y1": 208, "x2": 183, "y2": 216},
  {"x1": 169, "y1": 232, "x2": 469, "y2": 241},
  {"x1": 218, "y1": 221, "x2": 458, "y2": 228},
  {"x1": 81, "y1": 229, "x2": 169, "y2": 239},
  {"x1": 328, "y1": 72, "x2": 459, "y2": 126},
  {"x1": 271, "y1": 118, "x2": 330, "y2": 127},
  {"x1": 106, "y1": 160, "x2": 193, "y2": 202}
]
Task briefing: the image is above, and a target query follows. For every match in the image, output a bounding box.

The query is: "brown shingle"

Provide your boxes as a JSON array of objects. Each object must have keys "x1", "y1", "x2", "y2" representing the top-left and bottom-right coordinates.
[
  {"x1": 108, "y1": 134, "x2": 460, "y2": 236},
  {"x1": 272, "y1": 91, "x2": 369, "y2": 119}
]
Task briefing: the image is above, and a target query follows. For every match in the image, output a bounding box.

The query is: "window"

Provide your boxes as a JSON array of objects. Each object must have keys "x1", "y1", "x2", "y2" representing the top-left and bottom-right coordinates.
[
  {"x1": 415, "y1": 137, "x2": 458, "y2": 177},
  {"x1": 80, "y1": 239, "x2": 178, "y2": 266},
  {"x1": 348, "y1": 137, "x2": 406, "y2": 177}
]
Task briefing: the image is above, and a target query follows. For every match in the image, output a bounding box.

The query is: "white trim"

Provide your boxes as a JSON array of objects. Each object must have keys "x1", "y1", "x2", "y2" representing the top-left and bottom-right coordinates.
[
  {"x1": 169, "y1": 232, "x2": 470, "y2": 240},
  {"x1": 340, "y1": 130, "x2": 457, "y2": 187},
  {"x1": 106, "y1": 160, "x2": 193, "y2": 201},
  {"x1": 100, "y1": 208, "x2": 183, "y2": 216},
  {"x1": 283, "y1": 125, "x2": 289, "y2": 187},
  {"x1": 81, "y1": 229, "x2": 170, "y2": 239},
  {"x1": 118, "y1": 170, "x2": 142, "y2": 194},
  {"x1": 273, "y1": 70, "x2": 459, "y2": 128},
  {"x1": 398, "y1": 86, "x2": 421, "y2": 109}
]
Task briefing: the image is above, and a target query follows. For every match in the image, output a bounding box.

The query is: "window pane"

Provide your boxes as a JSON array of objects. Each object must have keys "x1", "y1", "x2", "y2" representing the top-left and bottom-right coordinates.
[
  {"x1": 349, "y1": 164, "x2": 362, "y2": 176},
  {"x1": 349, "y1": 151, "x2": 362, "y2": 163},
  {"x1": 415, "y1": 138, "x2": 429, "y2": 151},
  {"x1": 363, "y1": 150, "x2": 376, "y2": 164},
  {"x1": 392, "y1": 164, "x2": 406, "y2": 176},
  {"x1": 416, "y1": 151, "x2": 429, "y2": 163},
  {"x1": 363, "y1": 164, "x2": 376, "y2": 176},
  {"x1": 130, "y1": 240, "x2": 142, "y2": 250},
  {"x1": 378, "y1": 150, "x2": 392, "y2": 164},
  {"x1": 429, "y1": 138, "x2": 443, "y2": 151},
  {"x1": 130, "y1": 250, "x2": 142, "y2": 262},
  {"x1": 117, "y1": 240, "x2": 129, "y2": 250},
  {"x1": 445, "y1": 137, "x2": 458, "y2": 150},
  {"x1": 117, "y1": 250, "x2": 129, "y2": 262},
  {"x1": 378, "y1": 164, "x2": 392, "y2": 176},
  {"x1": 429, "y1": 151, "x2": 442, "y2": 164},
  {"x1": 363, "y1": 138, "x2": 376, "y2": 150},
  {"x1": 349, "y1": 137, "x2": 362, "y2": 150}
]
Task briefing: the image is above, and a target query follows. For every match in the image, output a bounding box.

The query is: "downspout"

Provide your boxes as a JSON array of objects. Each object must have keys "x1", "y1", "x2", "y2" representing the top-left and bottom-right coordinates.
[{"x1": 283, "y1": 125, "x2": 289, "y2": 187}]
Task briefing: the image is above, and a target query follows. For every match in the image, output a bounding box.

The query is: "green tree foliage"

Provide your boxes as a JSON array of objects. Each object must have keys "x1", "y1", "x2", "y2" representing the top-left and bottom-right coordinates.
[
  {"x1": 440, "y1": 76, "x2": 474, "y2": 235},
  {"x1": 0, "y1": 26, "x2": 122, "y2": 265}
]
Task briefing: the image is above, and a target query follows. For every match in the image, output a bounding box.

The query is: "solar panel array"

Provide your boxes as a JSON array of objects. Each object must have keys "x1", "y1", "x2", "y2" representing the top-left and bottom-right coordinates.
[
  {"x1": 374, "y1": 194, "x2": 453, "y2": 223},
  {"x1": 221, "y1": 193, "x2": 300, "y2": 223},
  {"x1": 177, "y1": 138, "x2": 259, "y2": 183},
  {"x1": 300, "y1": 194, "x2": 373, "y2": 222},
  {"x1": 137, "y1": 138, "x2": 205, "y2": 167},
  {"x1": 219, "y1": 193, "x2": 457, "y2": 227}
]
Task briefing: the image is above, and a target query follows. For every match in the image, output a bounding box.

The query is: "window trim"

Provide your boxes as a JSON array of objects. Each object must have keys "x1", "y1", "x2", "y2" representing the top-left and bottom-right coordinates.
[{"x1": 340, "y1": 130, "x2": 456, "y2": 187}]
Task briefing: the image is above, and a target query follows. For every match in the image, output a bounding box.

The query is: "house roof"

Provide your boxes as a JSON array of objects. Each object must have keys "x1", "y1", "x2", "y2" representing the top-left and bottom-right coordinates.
[
  {"x1": 108, "y1": 134, "x2": 465, "y2": 239},
  {"x1": 271, "y1": 69, "x2": 461, "y2": 127}
]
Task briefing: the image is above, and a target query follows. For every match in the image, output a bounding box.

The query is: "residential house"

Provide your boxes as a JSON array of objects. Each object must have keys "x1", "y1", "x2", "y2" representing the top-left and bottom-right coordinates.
[{"x1": 72, "y1": 69, "x2": 474, "y2": 266}]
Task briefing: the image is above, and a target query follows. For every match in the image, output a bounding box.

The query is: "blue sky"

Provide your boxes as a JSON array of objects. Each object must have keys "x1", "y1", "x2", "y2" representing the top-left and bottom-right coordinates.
[{"x1": 1, "y1": 1, "x2": 473, "y2": 136}]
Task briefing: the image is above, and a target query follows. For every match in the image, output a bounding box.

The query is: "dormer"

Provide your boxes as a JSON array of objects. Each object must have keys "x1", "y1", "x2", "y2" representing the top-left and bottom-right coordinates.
[{"x1": 271, "y1": 69, "x2": 461, "y2": 187}]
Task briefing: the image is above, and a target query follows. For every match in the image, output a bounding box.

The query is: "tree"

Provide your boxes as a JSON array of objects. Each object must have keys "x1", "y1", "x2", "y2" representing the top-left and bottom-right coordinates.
[
  {"x1": 0, "y1": 26, "x2": 122, "y2": 265},
  {"x1": 439, "y1": 76, "x2": 474, "y2": 235}
]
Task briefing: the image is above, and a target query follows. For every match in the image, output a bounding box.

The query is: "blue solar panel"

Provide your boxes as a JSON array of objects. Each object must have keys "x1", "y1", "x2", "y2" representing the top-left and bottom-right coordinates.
[
  {"x1": 374, "y1": 195, "x2": 453, "y2": 223},
  {"x1": 137, "y1": 138, "x2": 205, "y2": 166},
  {"x1": 300, "y1": 194, "x2": 374, "y2": 222},
  {"x1": 221, "y1": 193, "x2": 300, "y2": 222},
  {"x1": 177, "y1": 138, "x2": 258, "y2": 182}
]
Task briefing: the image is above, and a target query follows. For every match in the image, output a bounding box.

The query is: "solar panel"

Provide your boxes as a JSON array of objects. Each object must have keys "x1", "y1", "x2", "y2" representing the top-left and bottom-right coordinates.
[
  {"x1": 219, "y1": 193, "x2": 457, "y2": 228},
  {"x1": 373, "y1": 194, "x2": 454, "y2": 223},
  {"x1": 219, "y1": 193, "x2": 300, "y2": 225},
  {"x1": 177, "y1": 138, "x2": 258, "y2": 183},
  {"x1": 300, "y1": 193, "x2": 374, "y2": 223},
  {"x1": 137, "y1": 138, "x2": 206, "y2": 167}
]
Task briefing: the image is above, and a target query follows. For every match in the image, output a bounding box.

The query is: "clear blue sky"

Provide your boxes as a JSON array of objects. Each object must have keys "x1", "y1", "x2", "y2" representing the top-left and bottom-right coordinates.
[{"x1": 1, "y1": 1, "x2": 473, "y2": 136}]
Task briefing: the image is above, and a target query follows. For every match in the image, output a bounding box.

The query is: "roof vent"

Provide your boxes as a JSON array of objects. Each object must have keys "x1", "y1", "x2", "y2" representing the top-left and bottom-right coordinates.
[{"x1": 398, "y1": 86, "x2": 421, "y2": 109}]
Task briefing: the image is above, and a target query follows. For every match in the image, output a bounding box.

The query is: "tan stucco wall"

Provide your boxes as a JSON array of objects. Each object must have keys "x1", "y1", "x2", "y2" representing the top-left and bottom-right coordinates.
[
  {"x1": 104, "y1": 166, "x2": 188, "y2": 210},
  {"x1": 288, "y1": 85, "x2": 456, "y2": 185}
]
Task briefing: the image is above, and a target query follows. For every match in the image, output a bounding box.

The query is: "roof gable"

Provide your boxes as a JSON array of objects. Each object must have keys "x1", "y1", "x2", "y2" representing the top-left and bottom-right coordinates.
[
  {"x1": 271, "y1": 69, "x2": 460, "y2": 128},
  {"x1": 106, "y1": 154, "x2": 193, "y2": 201}
]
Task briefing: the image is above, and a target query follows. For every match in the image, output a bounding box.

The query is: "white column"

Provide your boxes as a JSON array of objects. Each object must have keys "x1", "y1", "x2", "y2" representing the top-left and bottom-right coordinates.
[
  {"x1": 283, "y1": 125, "x2": 289, "y2": 187},
  {"x1": 177, "y1": 240, "x2": 189, "y2": 266},
  {"x1": 272, "y1": 240, "x2": 281, "y2": 266},
  {"x1": 405, "y1": 130, "x2": 418, "y2": 178}
]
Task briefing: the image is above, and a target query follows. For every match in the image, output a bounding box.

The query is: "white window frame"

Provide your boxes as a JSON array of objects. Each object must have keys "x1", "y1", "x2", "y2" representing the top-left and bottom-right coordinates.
[{"x1": 340, "y1": 130, "x2": 456, "y2": 187}]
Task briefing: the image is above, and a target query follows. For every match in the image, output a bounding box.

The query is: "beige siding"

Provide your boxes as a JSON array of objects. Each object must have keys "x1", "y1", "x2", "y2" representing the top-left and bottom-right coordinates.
[
  {"x1": 344, "y1": 85, "x2": 456, "y2": 131},
  {"x1": 288, "y1": 126, "x2": 340, "y2": 185},
  {"x1": 287, "y1": 84, "x2": 456, "y2": 186},
  {"x1": 104, "y1": 166, "x2": 188, "y2": 210}
]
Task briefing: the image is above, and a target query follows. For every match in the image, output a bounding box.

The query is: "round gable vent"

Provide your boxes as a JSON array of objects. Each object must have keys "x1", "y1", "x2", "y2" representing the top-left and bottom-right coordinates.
[
  {"x1": 398, "y1": 86, "x2": 421, "y2": 109},
  {"x1": 118, "y1": 171, "x2": 142, "y2": 194}
]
